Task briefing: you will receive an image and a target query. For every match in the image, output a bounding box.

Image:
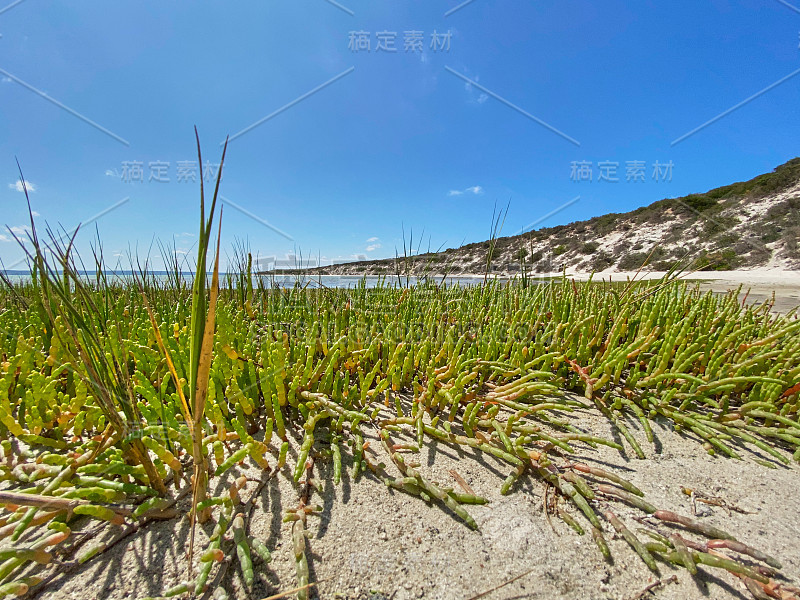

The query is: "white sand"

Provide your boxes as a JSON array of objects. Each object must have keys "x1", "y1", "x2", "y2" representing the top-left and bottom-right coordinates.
[
  {"x1": 564, "y1": 270, "x2": 800, "y2": 287},
  {"x1": 514, "y1": 270, "x2": 800, "y2": 314},
  {"x1": 40, "y1": 398, "x2": 800, "y2": 600}
]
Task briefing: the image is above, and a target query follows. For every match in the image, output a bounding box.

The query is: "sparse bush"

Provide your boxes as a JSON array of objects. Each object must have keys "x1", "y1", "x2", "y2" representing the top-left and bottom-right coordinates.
[
  {"x1": 755, "y1": 222, "x2": 782, "y2": 244},
  {"x1": 614, "y1": 242, "x2": 631, "y2": 256},
  {"x1": 653, "y1": 259, "x2": 679, "y2": 271},
  {"x1": 618, "y1": 252, "x2": 650, "y2": 271},
  {"x1": 785, "y1": 226, "x2": 800, "y2": 258},
  {"x1": 580, "y1": 242, "x2": 599, "y2": 254},
  {"x1": 665, "y1": 222, "x2": 688, "y2": 244},
  {"x1": 694, "y1": 249, "x2": 742, "y2": 271},
  {"x1": 731, "y1": 236, "x2": 768, "y2": 261},
  {"x1": 714, "y1": 233, "x2": 738, "y2": 249},
  {"x1": 682, "y1": 193, "x2": 718, "y2": 212},
  {"x1": 553, "y1": 245, "x2": 567, "y2": 256},
  {"x1": 591, "y1": 213, "x2": 620, "y2": 236},
  {"x1": 706, "y1": 158, "x2": 800, "y2": 200},
  {"x1": 766, "y1": 197, "x2": 800, "y2": 229},
  {"x1": 592, "y1": 252, "x2": 615, "y2": 270},
  {"x1": 704, "y1": 215, "x2": 739, "y2": 236}
]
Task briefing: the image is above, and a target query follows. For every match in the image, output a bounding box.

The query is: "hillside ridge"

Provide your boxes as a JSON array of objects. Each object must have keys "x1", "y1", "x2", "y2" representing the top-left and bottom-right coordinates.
[{"x1": 279, "y1": 158, "x2": 800, "y2": 276}]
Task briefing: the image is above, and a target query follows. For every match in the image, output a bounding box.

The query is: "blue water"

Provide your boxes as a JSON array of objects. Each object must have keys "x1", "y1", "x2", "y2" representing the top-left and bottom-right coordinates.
[{"x1": 0, "y1": 271, "x2": 509, "y2": 289}]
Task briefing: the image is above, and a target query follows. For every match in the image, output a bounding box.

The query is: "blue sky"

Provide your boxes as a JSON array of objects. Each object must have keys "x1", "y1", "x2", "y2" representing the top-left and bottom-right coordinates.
[{"x1": 1, "y1": 0, "x2": 799, "y2": 270}]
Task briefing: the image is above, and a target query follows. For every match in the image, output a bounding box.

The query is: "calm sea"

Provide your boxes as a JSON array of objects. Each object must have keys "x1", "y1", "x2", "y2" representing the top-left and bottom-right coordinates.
[{"x1": 0, "y1": 272, "x2": 512, "y2": 289}]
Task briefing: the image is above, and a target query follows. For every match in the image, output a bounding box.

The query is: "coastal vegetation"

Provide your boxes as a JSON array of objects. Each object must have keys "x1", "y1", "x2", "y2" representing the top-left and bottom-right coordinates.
[{"x1": 1, "y1": 152, "x2": 799, "y2": 599}]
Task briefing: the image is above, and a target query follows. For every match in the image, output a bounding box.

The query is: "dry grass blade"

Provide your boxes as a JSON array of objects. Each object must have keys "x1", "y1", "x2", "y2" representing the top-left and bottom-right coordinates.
[
  {"x1": 465, "y1": 567, "x2": 536, "y2": 600},
  {"x1": 626, "y1": 575, "x2": 678, "y2": 600},
  {"x1": 449, "y1": 469, "x2": 476, "y2": 496},
  {"x1": 259, "y1": 580, "x2": 325, "y2": 600},
  {"x1": 141, "y1": 293, "x2": 192, "y2": 430}
]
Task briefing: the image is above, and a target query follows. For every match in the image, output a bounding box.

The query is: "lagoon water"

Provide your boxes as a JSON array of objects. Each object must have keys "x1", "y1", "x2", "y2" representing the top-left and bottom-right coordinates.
[{"x1": 0, "y1": 271, "x2": 512, "y2": 289}]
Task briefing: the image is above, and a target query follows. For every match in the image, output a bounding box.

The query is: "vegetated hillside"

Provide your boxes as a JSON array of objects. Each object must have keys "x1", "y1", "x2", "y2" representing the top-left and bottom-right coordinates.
[{"x1": 308, "y1": 158, "x2": 800, "y2": 276}]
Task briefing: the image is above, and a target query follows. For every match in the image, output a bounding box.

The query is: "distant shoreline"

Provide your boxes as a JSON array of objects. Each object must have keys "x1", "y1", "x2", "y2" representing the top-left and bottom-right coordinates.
[
  {"x1": 259, "y1": 268, "x2": 800, "y2": 287},
  {"x1": 256, "y1": 269, "x2": 800, "y2": 313}
]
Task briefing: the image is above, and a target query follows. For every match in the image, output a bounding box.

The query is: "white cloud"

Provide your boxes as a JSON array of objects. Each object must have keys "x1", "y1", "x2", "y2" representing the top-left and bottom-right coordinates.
[
  {"x1": 105, "y1": 169, "x2": 117, "y2": 177},
  {"x1": 174, "y1": 232, "x2": 195, "y2": 239},
  {"x1": 8, "y1": 180, "x2": 36, "y2": 193},
  {"x1": 449, "y1": 186, "x2": 484, "y2": 197},
  {"x1": 31, "y1": 211, "x2": 40, "y2": 217},
  {"x1": 366, "y1": 236, "x2": 379, "y2": 243},
  {"x1": 2, "y1": 226, "x2": 29, "y2": 242},
  {"x1": 366, "y1": 243, "x2": 382, "y2": 252},
  {"x1": 1, "y1": 77, "x2": 11, "y2": 84},
  {"x1": 459, "y1": 70, "x2": 490, "y2": 106}
]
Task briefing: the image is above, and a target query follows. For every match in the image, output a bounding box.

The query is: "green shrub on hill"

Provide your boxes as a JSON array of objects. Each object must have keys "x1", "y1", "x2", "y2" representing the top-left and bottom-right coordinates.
[
  {"x1": 592, "y1": 252, "x2": 615, "y2": 270},
  {"x1": 694, "y1": 249, "x2": 742, "y2": 271}
]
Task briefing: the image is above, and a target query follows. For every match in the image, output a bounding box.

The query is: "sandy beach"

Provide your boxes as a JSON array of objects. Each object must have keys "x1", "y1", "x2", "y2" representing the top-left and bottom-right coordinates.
[
  {"x1": 5, "y1": 270, "x2": 799, "y2": 600},
  {"x1": 41, "y1": 397, "x2": 800, "y2": 600},
  {"x1": 527, "y1": 270, "x2": 800, "y2": 314}
]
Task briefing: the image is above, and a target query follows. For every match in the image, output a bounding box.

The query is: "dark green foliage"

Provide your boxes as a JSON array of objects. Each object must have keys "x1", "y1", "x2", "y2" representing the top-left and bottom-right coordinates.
[
  {"x1": 591, "y1": 252, "x2": 615, "y2": 270},
  {"x1": 704, "y1": 158, "x2": 800, "y2": 201},
  {"x1": 618, "y1": 252, "x2": 650, "y2": 271},
  {"x1": 590, "y1": 213, "x2": 621, "y2": 236},
  {"x1": 681, "y1": 194, "x2": 718, "y2": 213},
  {"x1": 694, "y1": 250, "x2": 743, "y2": 271},
  {"x1": 703, "y1": 216, "x2": 739, "y2": 236},
  {"x1": 785, "y1": 226, "x2": 800, "y2": 259}
]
